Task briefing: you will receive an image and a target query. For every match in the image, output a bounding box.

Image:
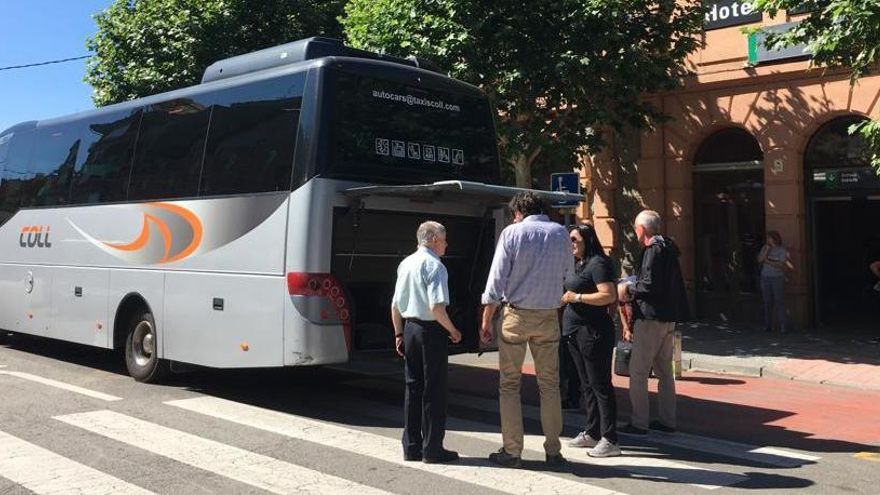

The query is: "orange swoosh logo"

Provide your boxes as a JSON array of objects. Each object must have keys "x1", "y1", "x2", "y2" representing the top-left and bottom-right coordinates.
[{"x1": 100, "y1": 203, "x2": 203, "y2": 264}]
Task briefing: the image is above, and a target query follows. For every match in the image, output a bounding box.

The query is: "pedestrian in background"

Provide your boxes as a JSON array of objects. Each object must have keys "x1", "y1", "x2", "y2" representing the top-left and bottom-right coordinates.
[
  {"x1": 619, "y1": 210, "x2": 689, "y2": 435},
  {"x1": 757, "y1": 230, "x2": 793, "y2": 333},
  {"x1": 480, "y1": 192, "x2": 573, "y2": 468},
  {"x1": 562, "y1": 224, "x2": 621, "y2": 457},
  {"x1": 391, "y1": 221, "x2": 462, "y2": 464}
]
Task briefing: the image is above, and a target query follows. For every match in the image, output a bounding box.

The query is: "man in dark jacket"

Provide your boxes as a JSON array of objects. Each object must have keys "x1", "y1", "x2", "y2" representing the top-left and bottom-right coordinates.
[{"x1": 619, "y1": 210, "x2": 689, "y2": 435}]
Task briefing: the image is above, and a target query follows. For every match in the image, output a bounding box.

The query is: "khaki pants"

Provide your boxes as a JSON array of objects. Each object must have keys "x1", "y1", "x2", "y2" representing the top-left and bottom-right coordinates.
[
  {"x1": 498, "y1": 307, "x2": 562, "y2": 456},
  {"x1": 628, "y1": 319, "x2": 676, "y2": 429}
]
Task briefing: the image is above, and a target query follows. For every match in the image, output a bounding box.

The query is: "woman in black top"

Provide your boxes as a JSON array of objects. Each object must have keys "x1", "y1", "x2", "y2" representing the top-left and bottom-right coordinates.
[{"x1": 561, "y1": 224, "x2": 621, "y2": 457}]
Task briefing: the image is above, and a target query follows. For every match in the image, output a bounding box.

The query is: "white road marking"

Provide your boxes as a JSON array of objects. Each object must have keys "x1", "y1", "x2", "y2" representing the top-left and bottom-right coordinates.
[
  {"x1": 632, "y1": 431, "x2": 821, "y2": 467},
  {"x1": 0, "y1": 429, "x2": 154, "y2": 495},
  {"x1": 437, "y1": 388, "x2": 820, "y2": 468},
  {"x1": 748, "y1": 446, "x2": 820, "y2": 462},
  {"x1": 459, "y1": 428, "x2": 745, "y2": 490},
  {"x1": 167, "y1": 396, "x2": 629, "y2": 495},
  {"x1": 315, "y1": 391, "x2": 747, "y2": 490},
  {"x1": 54, "y1": 410, "x2": 393, "y2": 495},
  {"x1": 0, "y1": 370, "x2": 122, "y2": 401}
]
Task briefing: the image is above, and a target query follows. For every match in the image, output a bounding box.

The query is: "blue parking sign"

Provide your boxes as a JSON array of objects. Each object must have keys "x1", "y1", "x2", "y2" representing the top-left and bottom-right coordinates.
[{"x1": 550, "y1": 172, "x2": 580, "y2": 207}]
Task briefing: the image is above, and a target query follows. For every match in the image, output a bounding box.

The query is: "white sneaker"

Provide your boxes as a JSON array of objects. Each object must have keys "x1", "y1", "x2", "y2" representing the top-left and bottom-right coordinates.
[
  {"x1": 587, "y1": 438, "x2": 622, "y2": 458},
  {"x1": 568, "y1": 431, "x2": 599, "y2": 448}
]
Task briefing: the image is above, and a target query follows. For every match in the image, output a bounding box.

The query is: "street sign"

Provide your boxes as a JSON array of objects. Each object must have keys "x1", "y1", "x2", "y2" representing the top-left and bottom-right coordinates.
[{"x1": 550, "y1": 172, "x2": 580, "y2": 208}]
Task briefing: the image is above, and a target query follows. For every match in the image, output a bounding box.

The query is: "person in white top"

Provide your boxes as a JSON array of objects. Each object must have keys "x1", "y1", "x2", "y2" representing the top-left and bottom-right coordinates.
[{"x1": 391, "y1": 221, "x2": 462, "y2": 465}]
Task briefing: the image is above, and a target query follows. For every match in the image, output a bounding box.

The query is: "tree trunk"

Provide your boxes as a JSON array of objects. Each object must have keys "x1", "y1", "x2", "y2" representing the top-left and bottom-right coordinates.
[
  {"x1": 509, "y1": 147, "x2": 542, "y2": 188},
  {"x1": 512, "y1": 154, "x2": 531, "y2": 188}
]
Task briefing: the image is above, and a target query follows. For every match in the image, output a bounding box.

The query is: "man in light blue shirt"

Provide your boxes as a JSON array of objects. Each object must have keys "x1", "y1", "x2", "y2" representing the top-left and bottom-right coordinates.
[
  {"x1": 480, "y1": 192, "x2": 573, "y2": 468},
  {"x1": 391, "y1": 221, "x2": 462, "y2": 465}
]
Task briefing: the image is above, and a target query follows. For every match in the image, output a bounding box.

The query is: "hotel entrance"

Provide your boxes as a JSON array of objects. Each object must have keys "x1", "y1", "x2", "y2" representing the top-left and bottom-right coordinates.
[{"x1": 805, "y1": 116, "x2": 880, "y2": 329}]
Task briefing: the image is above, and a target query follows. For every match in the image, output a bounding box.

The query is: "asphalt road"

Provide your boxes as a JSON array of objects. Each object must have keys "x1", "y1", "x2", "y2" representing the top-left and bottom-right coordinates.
[{"x1": 0, "y1": 331, "x2": 877, "y2": 495}]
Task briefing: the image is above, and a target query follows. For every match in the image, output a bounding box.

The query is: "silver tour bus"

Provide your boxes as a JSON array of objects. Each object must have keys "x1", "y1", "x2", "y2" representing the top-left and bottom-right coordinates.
[{"x1": 0, "y1": 38, "x2": 580, "y2": 382}]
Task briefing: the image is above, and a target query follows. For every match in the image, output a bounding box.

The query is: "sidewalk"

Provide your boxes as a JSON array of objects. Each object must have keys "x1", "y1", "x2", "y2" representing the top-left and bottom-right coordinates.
[
  {"x1": 450, "y1": 321, "x2": 880, "y2": 390},
  {"x1": 679, "y1": 321, "x2": 880, "y2": 390}
]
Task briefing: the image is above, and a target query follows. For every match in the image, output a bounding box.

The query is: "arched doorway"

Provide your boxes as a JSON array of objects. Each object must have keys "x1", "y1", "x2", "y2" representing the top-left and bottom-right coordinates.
[
  {"x1": 805, "y1": 116, "x2": 880, "y2": 329},
  {"x1": 693, "y1": 128, "x2": 766, "y2": 323}
]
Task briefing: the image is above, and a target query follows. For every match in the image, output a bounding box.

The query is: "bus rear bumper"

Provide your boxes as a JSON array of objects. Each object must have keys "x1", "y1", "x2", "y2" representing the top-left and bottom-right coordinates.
[{"x1": 283, "y1": 299, "x2": 349, "y2": 366}]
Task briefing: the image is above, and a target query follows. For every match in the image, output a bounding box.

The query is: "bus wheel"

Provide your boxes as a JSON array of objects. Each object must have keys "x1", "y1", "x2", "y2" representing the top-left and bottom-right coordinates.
[{"x1": 124, "y1": 310, "x2": 169, "y2": 383}]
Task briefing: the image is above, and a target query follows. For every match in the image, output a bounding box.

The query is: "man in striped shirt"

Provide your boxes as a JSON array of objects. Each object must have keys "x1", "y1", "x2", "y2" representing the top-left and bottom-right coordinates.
[{"x1": 480, "y1": 192, "x2": 573, "y2": 468}]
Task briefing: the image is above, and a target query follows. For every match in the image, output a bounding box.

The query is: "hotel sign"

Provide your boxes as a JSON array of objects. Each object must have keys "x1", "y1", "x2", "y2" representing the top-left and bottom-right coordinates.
[
  {"x1": 704, "y1": 0, "x2": 762, "y2": 30},
  {"x1": 747, "y1": 22, "x2": 811, "y2": 65}
]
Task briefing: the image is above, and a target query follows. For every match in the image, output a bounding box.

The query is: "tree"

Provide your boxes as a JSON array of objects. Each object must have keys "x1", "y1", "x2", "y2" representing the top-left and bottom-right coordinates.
[
  {"x1": 86, "y1": 0, "x2": 344, "y2": 106},
  {"x1": 341, "y1": 0, "x2": 704, "y2": 187},
  {"x1": 753, "y1": 0, "x2": 880, "y2": 171}
]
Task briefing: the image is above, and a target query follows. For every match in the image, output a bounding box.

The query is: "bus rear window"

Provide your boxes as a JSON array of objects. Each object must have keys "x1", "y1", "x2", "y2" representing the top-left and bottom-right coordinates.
[{"x1": 325, "y1": 69, "x2": 500, "y2": 184}]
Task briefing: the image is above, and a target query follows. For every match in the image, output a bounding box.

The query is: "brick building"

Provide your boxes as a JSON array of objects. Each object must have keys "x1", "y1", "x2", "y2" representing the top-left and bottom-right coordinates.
[{"x1": 587, "y1": 1, "x2": 880, "y2": 329}]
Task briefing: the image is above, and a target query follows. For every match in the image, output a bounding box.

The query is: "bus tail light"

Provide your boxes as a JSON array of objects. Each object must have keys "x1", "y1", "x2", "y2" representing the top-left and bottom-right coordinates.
[{"x1": 287, "y1": 272, "x2": 352, "y2": 352}]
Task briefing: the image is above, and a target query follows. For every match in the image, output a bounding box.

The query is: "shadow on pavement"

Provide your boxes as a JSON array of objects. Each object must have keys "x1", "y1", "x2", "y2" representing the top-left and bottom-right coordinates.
[
  {"x1": 676, "y1": 376, "x2": 747, "y2": 385},
  {"x1": 680, "y1": 321, "x2": 880, "y2": 367},
  {"x1": 0, "y1": 331, "x2": 128, "y2": 376}
]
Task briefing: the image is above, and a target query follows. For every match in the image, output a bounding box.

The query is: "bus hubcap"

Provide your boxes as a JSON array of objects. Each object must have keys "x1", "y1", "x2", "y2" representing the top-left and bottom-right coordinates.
[{"x1": 132, "y1": 321, "x2": 154, "y2": 367}]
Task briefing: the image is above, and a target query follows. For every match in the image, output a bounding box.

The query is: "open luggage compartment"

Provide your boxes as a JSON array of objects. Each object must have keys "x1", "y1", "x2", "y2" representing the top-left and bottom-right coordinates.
[{"x1": 331, "y1": 207, "x2": 495, "y2": 353}]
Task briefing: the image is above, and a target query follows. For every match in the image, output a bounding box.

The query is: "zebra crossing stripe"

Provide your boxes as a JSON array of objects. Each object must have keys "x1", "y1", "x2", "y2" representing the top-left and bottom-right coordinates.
[
  {"x1": 166, "y1": 396, "x2": 629, "y2": 495},
  {"x1": 458, "y1": 428, "x2": 745, "y2": 490},
  {"x1": 436, "y1": 388, "x2": 819, "y2": 468},
  {"x1": 0, "y1": 370, "x2": 122, "y2": 401},
  {"x1": 0, "y1": 429, "x2": 154, "y2": 495},
  {"x1": 304, "y1": 391, "x2": 747, "y2": 490},
  {"x1": 746, "y1": 446, "x2": 820, "y2": 462},
  {"x1": 54, "y1": 410, "x2": 393, "y2": 495}
]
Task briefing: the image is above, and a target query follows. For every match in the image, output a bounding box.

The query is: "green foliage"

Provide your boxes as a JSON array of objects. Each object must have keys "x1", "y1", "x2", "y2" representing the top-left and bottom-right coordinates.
[
  {"x1": 342, "y1": 0, "x2": 704, "y2": 187},
  {"x1": 86, "y1": 0, "x2": 344, "y2": 106},
  {"x1": 752, "y1": 0, "x2": 880, "y2": 171}
]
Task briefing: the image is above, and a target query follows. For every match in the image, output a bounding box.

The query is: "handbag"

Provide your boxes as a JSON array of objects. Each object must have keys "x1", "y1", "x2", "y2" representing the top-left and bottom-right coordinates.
[{"x1": 614, "y1": 340, "x2": 632, "y2": 377}]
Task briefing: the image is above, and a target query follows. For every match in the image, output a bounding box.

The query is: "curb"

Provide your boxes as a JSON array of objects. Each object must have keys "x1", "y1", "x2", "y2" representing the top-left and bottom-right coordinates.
[
  {"x1": 681, "y1": 354, "x2": 764, "y2": 378},
  {"x1": 683, "y1": 356, "x2": 880, "y2": 391},
  {"x1": 761, "y1": 367, "x2": 880, "y2": 391}
]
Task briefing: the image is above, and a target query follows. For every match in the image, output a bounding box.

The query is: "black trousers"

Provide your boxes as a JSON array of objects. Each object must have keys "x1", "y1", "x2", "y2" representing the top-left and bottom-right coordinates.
[
  {"x1": 402, "y1": 319, "x2": 449, "y2": 457},
  {"x1": 566, "y1": 321, "x2": 618, "y2": 444},
  {"x1": 559, "y1": 338, "x2": 582, "y2": 404}
]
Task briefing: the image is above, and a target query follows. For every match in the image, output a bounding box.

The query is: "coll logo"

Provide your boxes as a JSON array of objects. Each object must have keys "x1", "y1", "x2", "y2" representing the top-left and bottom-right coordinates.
[
  {"x1": 20, "y1": 225, "x2": 52, "y2": 248},
  {"x1": 71, "y1": 203, "x2": 202, "y2": 265},
  {"x1": 67, "y1": 195, "x2": 287, "y2": 266}
]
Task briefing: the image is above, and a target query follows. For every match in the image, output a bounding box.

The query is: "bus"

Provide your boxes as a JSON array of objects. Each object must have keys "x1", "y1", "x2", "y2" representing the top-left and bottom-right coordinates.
[{"x1": 0, "y1": 37, "x2": 580, "y2": 382}]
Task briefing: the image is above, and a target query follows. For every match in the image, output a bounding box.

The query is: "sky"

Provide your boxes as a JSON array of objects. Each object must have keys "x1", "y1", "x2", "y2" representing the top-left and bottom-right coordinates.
[{"x1": 0, "y1": 0, "x2": 112, "y2": 133}]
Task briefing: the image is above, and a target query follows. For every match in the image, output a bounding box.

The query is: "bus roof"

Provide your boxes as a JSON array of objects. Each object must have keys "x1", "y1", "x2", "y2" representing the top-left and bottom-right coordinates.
[
  {"x1": 3, "y1": 39, "x2": 485, "y2": 134},
  {"x1": 201, "y1": 36, "x2": 423, "y2": 84}
]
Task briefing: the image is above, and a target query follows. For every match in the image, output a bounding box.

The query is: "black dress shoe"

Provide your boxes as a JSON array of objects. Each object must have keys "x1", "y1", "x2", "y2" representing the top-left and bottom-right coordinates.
[
  {"x1": 403, "y1": 452, "x2": 422, "y2": 461},
  {"x1": 423, "y1": 449, "x2": 459, "y2": 464},
  {"x1": 545, "y1": 452, "x2": 566, "y2": 467},
  {"x1": 488, "y1": 447, "x2": 521, "y2": 468}
]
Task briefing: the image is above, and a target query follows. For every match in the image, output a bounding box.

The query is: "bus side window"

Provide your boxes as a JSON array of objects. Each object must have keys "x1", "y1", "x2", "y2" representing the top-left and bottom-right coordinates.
[
  {"x1": 25, "y1": 124, "x2": 80, "y2": 207},
  {"x1": 0, "y1": 130, "x2": 34, "y2": 223},
  {"x1": 200, "y1": 75, "x2": 304, "y2": 196},
  {"x1": 128, "y1": 98, "x2": 210, "y2": 201},
  {"x1": 70, "y1": 110, "x2": 141, "y2": 205}
]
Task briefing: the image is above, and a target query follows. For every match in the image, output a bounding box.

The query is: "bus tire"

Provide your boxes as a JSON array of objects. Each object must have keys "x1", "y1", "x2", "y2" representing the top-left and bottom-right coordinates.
[{"x1": 124, "y1": 310, "x2": 169, "y2": 383}]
